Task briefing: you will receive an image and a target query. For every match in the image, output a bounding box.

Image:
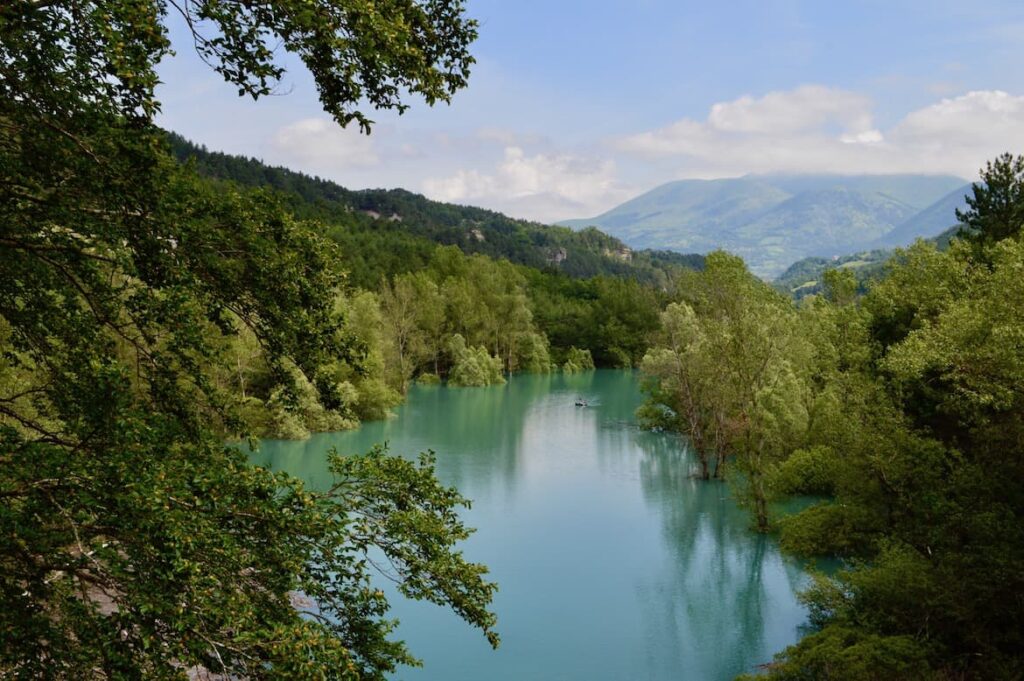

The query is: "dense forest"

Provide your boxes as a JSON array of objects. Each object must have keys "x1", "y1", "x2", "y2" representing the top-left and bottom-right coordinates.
[
  {"x1": 155, "y1": 135, "x2": 697, "y2": 440},
  {"x1": 774, "y1": 223, "x2": 965, "y2": 298},
  {"x1": 640, "y1": 153, "x2": 1024, "y2": 679}
]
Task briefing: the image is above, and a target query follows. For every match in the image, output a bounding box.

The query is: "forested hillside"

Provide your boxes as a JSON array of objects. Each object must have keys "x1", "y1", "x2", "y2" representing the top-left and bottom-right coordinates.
[
  {"x1": 168, "y1": 134, "x2": 703, "y2": 289},
  {"x1": 775, "y1": 224, "x2": 966, "y2": 298}
]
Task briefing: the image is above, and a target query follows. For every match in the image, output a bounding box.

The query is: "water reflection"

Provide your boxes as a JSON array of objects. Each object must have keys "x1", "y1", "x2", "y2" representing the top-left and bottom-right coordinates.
[
  {"x1": 252, "y1": 370, "x2": 809, "y2": 681},
  {"x1": 634, "y1": 426, "x2": 808, "y2": 678}
]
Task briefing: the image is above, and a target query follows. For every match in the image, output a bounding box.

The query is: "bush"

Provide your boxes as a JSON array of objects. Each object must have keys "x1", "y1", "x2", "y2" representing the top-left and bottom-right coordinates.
[
  {"x1": 447, "y1": 334, "x2": 506, "y2": 387},
  {"x1": 517, "y1": 332, "x2": 554, "y2": 373},
  {"x1": 562, "y1": 346, "x2": 595, "y2": 373}
]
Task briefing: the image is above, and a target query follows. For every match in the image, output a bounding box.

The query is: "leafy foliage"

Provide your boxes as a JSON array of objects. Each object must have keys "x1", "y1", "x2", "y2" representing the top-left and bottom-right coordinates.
[
  {"x1": 561, "y1": 347, "x2": 595, "y2": 374},
  {"x1": 0, "y1": 0, "x2": 500, "y2": 676},
  {"x1": 640, "y1": 252, "x2": 813, "y2": 528},
  {"x1": 446, "y1": 335, "x2": 505, "y2": 387},
  {"x1": 650, "y1": 157, "x2": 1024, "y2": 679},
  {"x1": 169, "y1": 0, "x2": 477, "y2": 133}
]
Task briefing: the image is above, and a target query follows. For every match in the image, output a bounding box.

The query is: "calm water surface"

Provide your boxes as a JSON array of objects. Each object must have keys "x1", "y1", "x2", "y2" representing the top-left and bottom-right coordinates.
[{"x1": 252, "y1": 370, "x2": 810, "y2": 681}]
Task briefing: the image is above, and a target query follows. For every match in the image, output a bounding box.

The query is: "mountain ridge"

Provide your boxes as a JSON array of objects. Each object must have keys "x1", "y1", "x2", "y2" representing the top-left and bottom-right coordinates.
[
  {"x1": 561, "y1": 173, "x2": 970, "y2": 276},
  {"x1": 166, "y1": 132, "x2": 704, "y2": 288},
  {"x1": 870, "y1": 183, "x2": 972, "y2": 249}
]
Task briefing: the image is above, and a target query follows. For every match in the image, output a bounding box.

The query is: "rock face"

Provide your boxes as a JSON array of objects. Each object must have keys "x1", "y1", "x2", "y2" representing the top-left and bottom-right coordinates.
[
  {"x1": 560, "y1": 174, "x2": 969, "y2": 276},
  {"x1": 603, "y1": 246, "x2": 632, "y2": 261},
  {"x1": 547, "y1": 247, "x2": 568, "y2": 264}
]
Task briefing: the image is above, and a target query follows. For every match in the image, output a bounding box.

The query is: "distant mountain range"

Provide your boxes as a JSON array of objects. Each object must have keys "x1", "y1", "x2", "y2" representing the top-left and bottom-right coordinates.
[{"x1": 560, "y1": 174, "x2": 973, "y2": 276}]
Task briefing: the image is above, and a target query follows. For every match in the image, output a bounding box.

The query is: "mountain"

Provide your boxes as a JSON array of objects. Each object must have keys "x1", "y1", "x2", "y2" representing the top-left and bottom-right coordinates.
[
  {"x1": 166, "y1": 133, "x2": 704, "y2": 288},
  {"x1": 561, "y1": 177, "x2": 789, "y2": 253},
  {"x1": 870, "y1": 184, "x2": 972, "y2": 249},
  {"x1": 726, "y1": 188, "x2": 917, "y2": 272},
  {"x1": 561, "y1": 174, "x2": 968, "y2": 277}
]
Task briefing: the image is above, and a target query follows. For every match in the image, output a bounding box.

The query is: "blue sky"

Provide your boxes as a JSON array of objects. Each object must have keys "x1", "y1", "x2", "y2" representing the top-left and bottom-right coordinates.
[{"x1": 157, "y1": 0, "x2": 1024, "y2": 222}]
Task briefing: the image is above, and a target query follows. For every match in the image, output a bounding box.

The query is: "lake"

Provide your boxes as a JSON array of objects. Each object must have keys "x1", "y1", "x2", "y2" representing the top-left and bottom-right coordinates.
[{"x1": 251, "y1": 370, "x2": 811, "y2": 681}]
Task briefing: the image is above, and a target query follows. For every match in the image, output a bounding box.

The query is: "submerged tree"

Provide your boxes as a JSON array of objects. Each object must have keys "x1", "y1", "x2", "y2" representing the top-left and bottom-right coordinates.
[
  {"x1": 639, "y1": 253, "x2": 812, "y2": 529},
  {"x1": 0, "y1": 0, "x2": 498, "y2": 678}
]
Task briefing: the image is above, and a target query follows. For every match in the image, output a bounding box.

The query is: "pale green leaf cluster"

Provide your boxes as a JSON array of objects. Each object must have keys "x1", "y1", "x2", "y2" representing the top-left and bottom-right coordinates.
[{"x1": 561, "y1": 346, "x2": 595, "y2": 373}]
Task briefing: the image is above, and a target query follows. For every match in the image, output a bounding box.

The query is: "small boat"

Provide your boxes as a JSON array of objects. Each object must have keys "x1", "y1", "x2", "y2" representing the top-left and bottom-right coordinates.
[{"x1": 575, "y1": 397, "x2": 588, "y2": 407}]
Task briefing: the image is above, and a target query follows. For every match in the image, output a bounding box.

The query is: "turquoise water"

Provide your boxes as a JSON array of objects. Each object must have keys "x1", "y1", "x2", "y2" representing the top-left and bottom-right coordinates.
[{"x1": 251, "y1": 370, "x2": 810, "y2": 680}]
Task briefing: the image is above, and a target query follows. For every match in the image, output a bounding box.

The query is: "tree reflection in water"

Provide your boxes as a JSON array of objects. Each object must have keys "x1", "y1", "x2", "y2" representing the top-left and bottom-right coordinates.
[{"x1": 634, "y1": 431, "x2": 808, "y2": 679}]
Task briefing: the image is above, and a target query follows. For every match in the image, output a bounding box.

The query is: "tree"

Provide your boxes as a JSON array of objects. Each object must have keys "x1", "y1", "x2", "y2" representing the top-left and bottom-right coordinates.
[
  {"x1": 446, "y1": 334, "x2": 505, "y2": 387},
  {"x1": 379, "y1": 275, "x2": 432, "y2": 393},
  {"x1": 562, "y1": 346, "x2": 595, "y2": 373},
  {"x1": 746, "y1": 157, "x2": 1024, "y2": 679},
  {"x1": 406, "y1": 274, "x2": 447, "y2": 376},
  {"x1": 334, "y1": 290, "x2": 403, "y2": 421},
  {"x1": 639, "y1": 303, "x2": 724, "y2": 480},
  {"x1": 956, "y1": 152, "x2": 1024, "y2": 248},
  {"x1": 1, "y1": 0, "x2": 497, "y2": 677},
  {"x1": 640, "y1": 253, "x2": 812, "y2": 529}
]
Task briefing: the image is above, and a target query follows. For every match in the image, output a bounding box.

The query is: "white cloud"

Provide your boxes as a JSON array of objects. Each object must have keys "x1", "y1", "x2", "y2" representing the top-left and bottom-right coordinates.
[
  {"x1": 270, "y1": 118, "x2": 379, "y2": 170},
  {"x1": 894, "y1": 90, "x2": 1024, "y2": 143},
  {"x1": 707, "y1": 85, "x2": 875, "y2": 135},
  {"x1": 422, "y1": 146, "x2": 629, "y2": 222},
  {"x1": 257, "y1": 90, "x2": 1024, "y2": 224},
  {"x1": 616, "y1": 87, "x2": 1024, "y2": 179}
]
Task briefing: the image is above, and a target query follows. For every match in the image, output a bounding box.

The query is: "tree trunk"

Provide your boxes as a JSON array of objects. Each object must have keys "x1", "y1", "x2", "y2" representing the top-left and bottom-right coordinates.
[
  {"x1": 752, "y1": 474, "x2": 770, "y2": 532},
  {"x1": 755, "y1": 496, "x2": 769, "y2": 532},
  {"x1": 713, "y1": 451, "x2": 725, "y2": 479}
]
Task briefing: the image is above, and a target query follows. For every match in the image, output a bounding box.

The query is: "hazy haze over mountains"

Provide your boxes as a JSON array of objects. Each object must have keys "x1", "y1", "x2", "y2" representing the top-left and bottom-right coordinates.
[{"x1": 561, "y1": 174, "x2": 971, "y2": 276}]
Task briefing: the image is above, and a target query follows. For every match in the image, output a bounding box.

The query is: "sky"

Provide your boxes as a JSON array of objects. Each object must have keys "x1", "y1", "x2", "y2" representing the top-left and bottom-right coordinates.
[{"x1": 156, "y1": 0, "x2": 1024, "y2": 223}]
